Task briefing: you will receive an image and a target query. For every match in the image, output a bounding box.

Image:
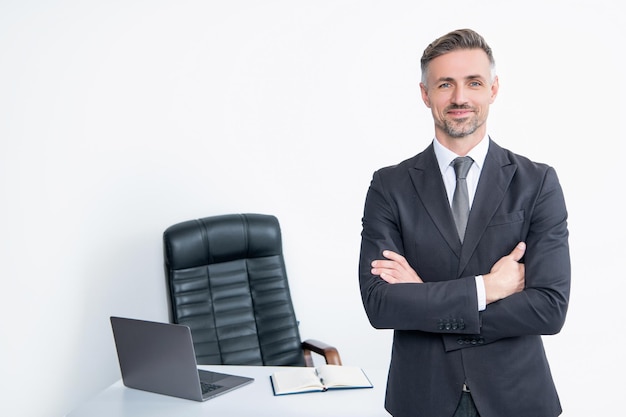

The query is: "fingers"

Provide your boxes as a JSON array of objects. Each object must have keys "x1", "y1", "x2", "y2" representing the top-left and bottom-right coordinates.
[
  {"x1": 370, "y1": 259, "x2": 399, "y2": 281},
  {"x1": 381, "y1": 250, "x2": 406, "y2": 263},
  {"x1": 517, "y1": 263, "x2": 526, "y2": 292},
  {"x1": 509, "y1": 241, "x2": 526, "y2": 262},
  {"x1": 371, "y1": 251, "x2": 405, "y2": 276},
  {"x1": 371, "y1": 250, "x2": 422, "y2": 284}
]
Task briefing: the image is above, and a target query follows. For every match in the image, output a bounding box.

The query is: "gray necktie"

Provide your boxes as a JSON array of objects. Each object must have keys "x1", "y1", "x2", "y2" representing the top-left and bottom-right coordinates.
[{"x1": 451, "y1": 156, "x2": 473, "y2": 243}]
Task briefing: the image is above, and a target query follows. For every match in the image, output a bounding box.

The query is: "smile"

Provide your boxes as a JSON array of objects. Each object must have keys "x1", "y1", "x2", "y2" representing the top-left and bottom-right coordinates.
[{"x1": 447, "y1": 109, "x2": 473, "y2": 118}]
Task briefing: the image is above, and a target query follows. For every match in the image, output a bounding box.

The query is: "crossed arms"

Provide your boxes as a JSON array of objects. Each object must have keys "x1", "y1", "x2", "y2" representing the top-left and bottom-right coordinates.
[{"x1": 371, "y1": 242, "x2": 526, "y2": 305}]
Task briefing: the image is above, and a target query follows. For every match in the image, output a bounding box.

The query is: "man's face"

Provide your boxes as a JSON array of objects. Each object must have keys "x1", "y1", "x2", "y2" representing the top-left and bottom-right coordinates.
[{"x1": 420, "y1": 48, "x2": 498, "y2": 142}]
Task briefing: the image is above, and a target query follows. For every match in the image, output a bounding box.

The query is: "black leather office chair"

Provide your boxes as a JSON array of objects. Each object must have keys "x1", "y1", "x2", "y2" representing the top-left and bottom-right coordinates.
[{"x1": 163, "y1": 213, "x2": 341, "y2": 367}]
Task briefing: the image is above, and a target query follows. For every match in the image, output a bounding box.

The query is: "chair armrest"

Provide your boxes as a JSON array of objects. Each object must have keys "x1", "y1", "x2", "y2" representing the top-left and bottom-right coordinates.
[{"x1": 301, "y1": 339, "x2": 342, "y2": 367}]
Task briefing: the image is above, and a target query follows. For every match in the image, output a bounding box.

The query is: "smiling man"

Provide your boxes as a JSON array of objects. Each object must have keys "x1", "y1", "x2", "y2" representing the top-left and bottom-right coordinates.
[{"x1": 359, "y1": 29, "x2": 570, "y2": 417}]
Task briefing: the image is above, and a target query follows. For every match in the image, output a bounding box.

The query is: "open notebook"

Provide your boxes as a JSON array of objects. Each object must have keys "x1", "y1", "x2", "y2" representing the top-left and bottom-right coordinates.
[{"x1": 270, "y1": 364, "x2": 373, "y2": 395}]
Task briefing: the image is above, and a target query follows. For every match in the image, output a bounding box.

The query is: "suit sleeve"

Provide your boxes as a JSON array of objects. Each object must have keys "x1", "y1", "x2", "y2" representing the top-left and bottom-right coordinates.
[
  {"x1": 444, "y1": 167, "x2": 571, "y2": 351},
  {"x1": 359, "y1": 170, "x2": 481, "y2": 335}
]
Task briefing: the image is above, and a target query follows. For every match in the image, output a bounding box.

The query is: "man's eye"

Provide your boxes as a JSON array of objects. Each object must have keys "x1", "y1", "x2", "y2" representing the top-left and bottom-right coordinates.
[
  {"x1": 439, "y1": 83, "x2": 451, "y2": 88},
  {"x1": 469, "y1": 81, "x2": 482, "y2": 87}
]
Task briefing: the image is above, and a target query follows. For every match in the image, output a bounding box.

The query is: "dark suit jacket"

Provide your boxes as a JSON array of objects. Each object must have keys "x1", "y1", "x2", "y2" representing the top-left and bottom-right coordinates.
[{"x1": 359, "y1": 139, "x2": 570, "y2": 417}]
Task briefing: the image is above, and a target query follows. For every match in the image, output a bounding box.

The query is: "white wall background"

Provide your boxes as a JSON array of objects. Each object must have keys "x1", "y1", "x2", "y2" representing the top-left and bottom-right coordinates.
[{"x1": 1, "y1": 1, "x2": 623, "y2": 416}]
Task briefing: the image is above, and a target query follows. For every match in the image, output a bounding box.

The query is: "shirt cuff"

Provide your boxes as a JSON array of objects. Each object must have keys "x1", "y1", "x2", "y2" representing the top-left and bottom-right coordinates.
[{"x1": 475, "y1": 275, "x2": 486, "y2": 311}]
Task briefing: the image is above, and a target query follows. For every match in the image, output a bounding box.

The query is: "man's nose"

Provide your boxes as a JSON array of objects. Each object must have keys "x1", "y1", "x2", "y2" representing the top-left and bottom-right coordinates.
[{"x1": 451, "y1": 86, "x2": 468, "y2": 105}]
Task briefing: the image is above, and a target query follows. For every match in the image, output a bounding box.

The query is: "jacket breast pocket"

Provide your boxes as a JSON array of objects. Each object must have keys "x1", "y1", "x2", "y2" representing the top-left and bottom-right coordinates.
[
  {"x1": 488, "y1": 210, "x2": 524, "y2": 227},
  {"x1": 485, "y1": 210, "x2": 525, "y2": 245}
]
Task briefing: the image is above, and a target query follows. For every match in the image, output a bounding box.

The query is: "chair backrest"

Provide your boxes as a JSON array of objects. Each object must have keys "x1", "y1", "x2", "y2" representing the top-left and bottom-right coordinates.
[{"x1": 163, "y1": 213, "x2": 306, "y2": 366}]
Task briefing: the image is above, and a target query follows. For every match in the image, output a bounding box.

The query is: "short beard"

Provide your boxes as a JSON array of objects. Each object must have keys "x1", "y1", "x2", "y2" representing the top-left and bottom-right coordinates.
[
  {"x1": 440, "y1": 105, "x2": 481, "y2": 138},
  {"x1": 442, "y1": 118, "x2": 480, "y2": 138}
]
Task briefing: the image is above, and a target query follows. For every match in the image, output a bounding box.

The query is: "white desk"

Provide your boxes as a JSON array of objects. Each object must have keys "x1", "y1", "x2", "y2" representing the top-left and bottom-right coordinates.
[{"x1": 66, "y1": 365, "x2": 391, "y2": 417}]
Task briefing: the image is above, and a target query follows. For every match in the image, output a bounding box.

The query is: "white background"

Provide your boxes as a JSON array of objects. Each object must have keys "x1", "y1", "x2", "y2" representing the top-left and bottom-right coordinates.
[{"x1": 1, "y1": 1, "x2": 623, "y2": 416}]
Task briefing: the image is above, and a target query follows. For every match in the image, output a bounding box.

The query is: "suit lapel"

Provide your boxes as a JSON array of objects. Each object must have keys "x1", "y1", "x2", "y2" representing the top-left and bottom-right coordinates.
[
  {"x1": 458, "y1": 140, "x2": 517, "y2": 274},
  {"x1": 408, "y1": 144, "x2": 462, "y2": 257}
]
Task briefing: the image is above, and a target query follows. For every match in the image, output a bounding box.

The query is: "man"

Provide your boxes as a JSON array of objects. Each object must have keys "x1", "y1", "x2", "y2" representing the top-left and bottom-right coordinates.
[{"x1": 358, "y1": 29, "x2": 570, "y2": 417}]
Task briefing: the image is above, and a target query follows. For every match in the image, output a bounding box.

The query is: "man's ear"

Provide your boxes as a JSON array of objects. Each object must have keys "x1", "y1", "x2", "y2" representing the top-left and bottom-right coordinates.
[
  {"x1": 489, "y1": 75, "x2": 499, "y2": 104},
  {"x1": 420, "y1": 82, "x2": 431, "y2": 108}
]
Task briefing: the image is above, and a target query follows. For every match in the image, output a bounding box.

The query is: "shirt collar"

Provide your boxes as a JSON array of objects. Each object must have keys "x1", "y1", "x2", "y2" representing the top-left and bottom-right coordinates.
[{"x1": 433, "y1": 135, "x2": 490, "y2": 174}]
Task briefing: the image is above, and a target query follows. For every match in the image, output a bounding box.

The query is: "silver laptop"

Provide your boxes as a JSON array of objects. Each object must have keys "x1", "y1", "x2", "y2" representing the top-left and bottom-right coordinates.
[{"x1": 110, "y1": 316, "x2": 254, "y2": 401}]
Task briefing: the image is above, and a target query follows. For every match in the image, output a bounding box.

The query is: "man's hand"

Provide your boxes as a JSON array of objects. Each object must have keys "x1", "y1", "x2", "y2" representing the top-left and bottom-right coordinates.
[
  {"x1": 484, "y1": 241, "x2": 526, "y2": 304},
  {"x1": 371, "y1": 250, "x2": 423, "y2": 284}
]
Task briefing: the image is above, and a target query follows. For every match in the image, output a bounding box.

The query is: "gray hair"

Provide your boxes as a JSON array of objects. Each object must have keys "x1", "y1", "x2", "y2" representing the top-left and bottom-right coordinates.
[{"x1": 420, "y1": 28, "x2": 496, "y2": 85}]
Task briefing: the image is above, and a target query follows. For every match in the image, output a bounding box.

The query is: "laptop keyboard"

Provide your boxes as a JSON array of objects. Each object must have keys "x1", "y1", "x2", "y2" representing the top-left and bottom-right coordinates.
[{"x1": 201, "y1": 382, "x2": 223, "y2": 394}]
